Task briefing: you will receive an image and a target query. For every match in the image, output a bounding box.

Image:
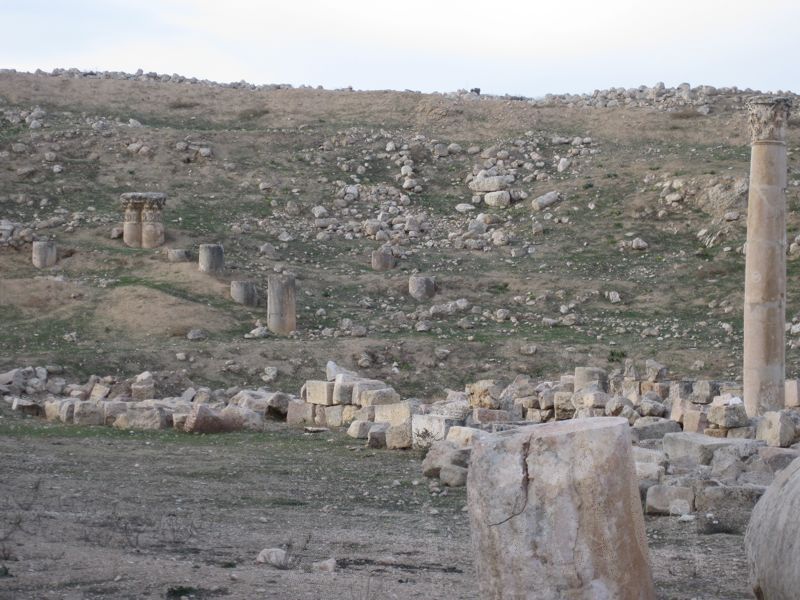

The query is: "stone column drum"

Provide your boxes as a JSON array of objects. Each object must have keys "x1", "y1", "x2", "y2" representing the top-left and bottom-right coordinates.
[
  {"x1": 230, "y1": 280, "x2": 259, "y2": 307},
  {"x1": 141, "y1": 198, "x2": 166, "y2": 248},
  {"x1": 31, "y1": 240, "x2": 57, "y2": 268},
  {"x1": 267, "y1": 274, "x2": 296, "y2": 335},
  {"x1": 122, "y1": 201, "x2": 142, "y2": 248},
  {"x1": 198, "y1": 244, "x2": 224, "y2": 274},
  {"x1": 743, "y1": 97, "x2": 792, "y2": 416},
  {"x1": 468, "y1": 417, "x2": 655, "y2": 600}
]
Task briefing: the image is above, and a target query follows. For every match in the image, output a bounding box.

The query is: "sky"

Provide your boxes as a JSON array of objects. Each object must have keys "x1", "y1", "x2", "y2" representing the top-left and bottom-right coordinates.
[{"x1": 2, "y1": 0, "x2": 799, "y2": 97}]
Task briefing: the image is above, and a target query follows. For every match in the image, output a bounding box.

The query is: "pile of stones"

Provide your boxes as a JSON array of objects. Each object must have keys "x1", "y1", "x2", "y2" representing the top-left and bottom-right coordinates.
[{"x1": 0, "y1": 366, "x2": 295, "y2": 434}]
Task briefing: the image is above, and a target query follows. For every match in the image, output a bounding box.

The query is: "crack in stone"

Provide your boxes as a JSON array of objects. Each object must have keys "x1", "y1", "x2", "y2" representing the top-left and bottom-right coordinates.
[{"x1": 488, "y1": 434, "x2": 533, "y2": 527}]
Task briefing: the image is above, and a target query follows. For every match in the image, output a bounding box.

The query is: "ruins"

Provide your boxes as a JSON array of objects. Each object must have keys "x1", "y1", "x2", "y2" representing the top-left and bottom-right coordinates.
[
  {"x1": 267, "y1": 274, "x2": 296, "y2": 335},
  {"x1": 30, "y1": 239, "x2": 56, "y2": 268},
  {"x1": 120, "y1": 192, "x2": 167, "y2": 248},
  {"x1": 2, "y1": 67, "x2": 799, "y2": 598},
  {"x1": 743, "y1": 97, "x2": 792, "y2": 416}
]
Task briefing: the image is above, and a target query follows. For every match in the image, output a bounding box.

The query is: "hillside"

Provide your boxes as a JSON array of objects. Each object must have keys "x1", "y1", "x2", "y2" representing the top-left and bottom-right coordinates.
[{"x1": 2, "y1": 70, "x2": 800, "y2": 397}]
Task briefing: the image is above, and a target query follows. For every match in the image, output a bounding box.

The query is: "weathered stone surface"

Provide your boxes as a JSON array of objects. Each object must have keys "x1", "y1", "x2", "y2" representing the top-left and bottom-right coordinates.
[
  {"x1": 373, "y1": 401, "x2": 416, "y2": 426},
  {"x1": 663, "y1": 432, "x2": 764, "y2": 465},
  {"x1": 408, "y1": 275, "x2": 436, "y2": 301},
  {"x1": 117, "y1": 406, "x2": 170, "y2": 430},
  {"x1": 385, "y1": 423, "x2": 412, "y2": 449},
  {"x1": 468, "y1": 418, "x2": 655, "y2": 600},
  {"x1": 645, "y1": 485, "x2": 694, "y2": 515},
  {"x1": 446, "y1": 426, "x2": 490, "y2": 448},
  {"x1": 631, "y1": 417, "x2": 681, "y2": 441},
  {"x1": 347, "y1": 420, "x2": 371, "y2": 439},
  {"x1": 696, "y1": 484, "x2": 765, "y2": 534},
  {"x1": 708, "y1": 401, "x2": 749, "y2": 428},
  {"x1": 305, "y1": 380, "x2": 335, "y2": 406},
  {"x1": 73, "y1": 401, "x2": 104, "y2": 426},
  {"x1": 756, "y1": 410, "x2": 796, "y2": 447},
  {"x1": 359, "y1": 387, "x2": 400, "y2": 406},
  {"x1": 286, "y1": 400, "x2": 315, "y2": 426},
  {"x1": 421, "y1": 440, "x2": 470, "y2": 478},
  {"x1": 412, "y1": 414, "x2": 462, "y2": 447},
  {"x1": 367, "y1": 422, "x2": 390, "y2": 448},
  {"x1": 183, "y1": 404, "x2": 237, "y2": 433},
  {"x1": 439, "y1": 464, "x2": 468, "y2": 487},
  {"x1": 745, "y1": 456, "x2": 800, "y2": 600}
]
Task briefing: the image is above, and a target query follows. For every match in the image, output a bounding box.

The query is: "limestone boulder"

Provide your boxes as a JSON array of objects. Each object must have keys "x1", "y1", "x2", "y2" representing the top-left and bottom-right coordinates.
[{"x1": 467, "y1": 418, "x2": 655, "y2": 599}]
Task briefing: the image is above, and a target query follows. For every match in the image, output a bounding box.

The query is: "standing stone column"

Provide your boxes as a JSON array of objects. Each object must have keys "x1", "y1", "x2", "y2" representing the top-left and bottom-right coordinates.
[
  {"x1": 468, "y1": 417, "x2": 655, "y2": 600},
  {"x1": 140, "y1": 196, "x2": 166, "y2": 248},
  {"x1": 267, "y1": 274, "x2": 296, "y2": 335},
  {"x1": 121, "y1": 198, "x2": 143, "y2": 248},
  {"x1": 743, "y1": 97, "x2": 792, "y2": 416},
  {"x1": 198, "y1": 244, "x2": 224, "y2": 274},
  {"x1": 31, "y1": 240, "x2": 57, "y2": 268},
  {"x1": 230, "y1": 280, "x2": 259, "y2": 306}
]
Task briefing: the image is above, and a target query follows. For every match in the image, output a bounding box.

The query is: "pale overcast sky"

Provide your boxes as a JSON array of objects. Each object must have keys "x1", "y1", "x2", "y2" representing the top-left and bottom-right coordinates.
[{"x1": 2, "y1": 0, "x2": 798, "y2": 97}]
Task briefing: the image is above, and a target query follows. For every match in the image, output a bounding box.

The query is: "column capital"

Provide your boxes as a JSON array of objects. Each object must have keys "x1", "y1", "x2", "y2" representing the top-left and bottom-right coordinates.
[{"x1": 748, "y1": 96, "x2": 792, "y2": 143}]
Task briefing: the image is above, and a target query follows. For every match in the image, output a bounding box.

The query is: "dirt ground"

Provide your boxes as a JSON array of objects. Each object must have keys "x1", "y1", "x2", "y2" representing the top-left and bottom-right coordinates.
[{"x1": 0, "y1": 405, "x2": 750, "y2": 600}]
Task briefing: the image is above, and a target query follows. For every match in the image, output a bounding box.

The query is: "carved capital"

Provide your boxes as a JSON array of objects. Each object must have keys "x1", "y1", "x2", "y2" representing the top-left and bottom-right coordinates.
[{"x1": 748, "y1": 96, "x2": 792, "y2": 143}]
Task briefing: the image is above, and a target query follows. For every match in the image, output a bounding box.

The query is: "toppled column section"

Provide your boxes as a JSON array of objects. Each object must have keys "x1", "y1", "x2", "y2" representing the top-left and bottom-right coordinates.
[
  {"x1": 467, "y1": 417, "x2": 655, "y2": 600},
  {"x1": 267, "y1": 274, "x2": 296, "y2": 335},
  {"x1": 743, "y1": 97, "x2": 792, "y2": 416},
  {"x1": 198, "y1": 244, "x2": 224, "y2": 274},
  {"x1": 120, "y1": 192, "x2": 167, "y2": 248},
  {"x1": 31, "y1": 240, "x2": 57, "y2": 268},
  {"x1": 745, "y1": 456, "x2": 800, "y2": 600}
]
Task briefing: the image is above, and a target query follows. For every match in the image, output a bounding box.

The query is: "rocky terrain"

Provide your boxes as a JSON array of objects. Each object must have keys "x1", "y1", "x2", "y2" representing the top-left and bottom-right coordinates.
[{"x1": 2, "y1": 67, "x2": 800, "y2": 599}]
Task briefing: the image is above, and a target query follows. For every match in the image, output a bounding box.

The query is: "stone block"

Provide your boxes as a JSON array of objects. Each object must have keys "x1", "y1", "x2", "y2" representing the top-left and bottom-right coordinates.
[
  {"x1": 631, "y1": 417, "x2": 681, "y2": 441},
  {"x1": 412, "y1": 414, "x2": 462, "y2": 448},
  {"x1": 692, "y1": 380, "x2": 719, "y2": 404},
  {"x1": 757, "y1": 447, "x2": 800, "y2": 473},
  {"x1": 360, "y1": 388, "x2": 401, "y2": 406},
  {"x1": 473, "y1": 408, "x2": 512, "y2": 424},
  {"x1": 727, "y1": 425, "x2": 756, "y2": 439},
  {"x1": 286, "y1": 400, "x2": 315, "y2": 426},
  {"x1": 785, "y1": 379, "x2": 800, "y2": 408},
  {"x1": 645, "y1": 485, "x2": 694, "y2": 515},
  {"x1": 635, "y1": 462, "x2": 665, "y2": 483},
  {"x1": 351, "y1": 380, "x2": 391, "y2": 405},
  {"x1": 347, "y1": 420, "x2": 371, "y2": 439},
  {"x1": 439, "y1": 464, "x2": 468, "y2": 487},
  {"x1": 331, "y1": 375, "x2": 358, "y2": 405},
  {"x1": 367, "y1": 422, "x2": 390, "y2": 448},
  {"x1": 102, "y1": 400, "x2": 128, "y2": 426},
  {"x1": 73, "y1": 401, "x2": 104, "y2": 426},
  {"x1": 386, "y1": 423, "x2": 412, "y2": 449},
  {"x1": 43, "y1": 399, "x2": 62, "y2": 421},
  {"x1": 182, "y1": 404, "x2": 235, "y2": 433},
  {"x1": 324, "y1": 405, "x2": 345, "y2": 428},
  {"x1": 708, "y1": 401, "x2": 749, "y2": 428},
  {"x1": 131, "y1": 381, "x2": 155, "y2": 401},
  {"x1": 374, "y1": 400, "x2": 416, "y2": 426},
  {"x1": 422, "y1": 440, "x2": 470, "y2": 477},
  {"x1": 663, "y1": 432, "x2": 764, "y2": 465},
  {"x1": 553, "y1": 391, "x2": 575, "y2": 420},
  {"x1": 89, "y1": 383, "x2": 111, "y2": 401},
  {"x1": 756, "y1": 411, "x2": 796, "y2": 447},
  {"x1": 682, "y1": 408, "x2": 709, "y2": 433},
  {"x1": 446, "y1": 426, "x2": 490, "y2": 448},
  {"x1": 573, "y1": 366, "x2": 607, "y2": 392},
  {"x1": 695, "y1": 484, "x2": 765, "y2": 534},
  {"x1": 467, "y1": 418, "x2": 654, "y2": 599},
  {"x1": 341, "y1": 405, "x2": 359, "y2": 426},
  {"x1": 118, "y1": 407, "x2": 170, "y2": 430},
  {"x1": 305, "y1": 380, "x2": 335, "y2": 405}
]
